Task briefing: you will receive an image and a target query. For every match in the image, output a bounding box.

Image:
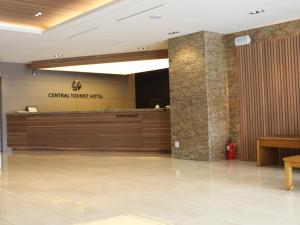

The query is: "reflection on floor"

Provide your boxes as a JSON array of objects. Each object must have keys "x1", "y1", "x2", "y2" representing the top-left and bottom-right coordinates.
[
  {"x1": 0, "y1": 151, "x2": 300, "y2": 225},
  {"x1": 73, "y1": 215, "x2": 170, "y2": 225}
]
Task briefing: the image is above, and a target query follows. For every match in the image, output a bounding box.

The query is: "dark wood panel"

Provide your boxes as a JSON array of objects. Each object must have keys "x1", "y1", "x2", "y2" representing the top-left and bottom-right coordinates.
[
  {"x1": 31, "y1": 50, "x2": 169, "y2": 69},
  {"x1": 237, "y1": 35, "x2": 300, "y2": 162},
  {"x1": 7, "y1": 110, "x2": 171, "y2": 153},
  {"x1": 142, "y1": 111, "x2": 171, "y2": 151}
]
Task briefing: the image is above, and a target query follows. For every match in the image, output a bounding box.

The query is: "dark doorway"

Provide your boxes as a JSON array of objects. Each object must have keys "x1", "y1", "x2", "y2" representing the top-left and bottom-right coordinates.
[{"x1": 135, "y1": 69, "x2": 170, "y2": 109}]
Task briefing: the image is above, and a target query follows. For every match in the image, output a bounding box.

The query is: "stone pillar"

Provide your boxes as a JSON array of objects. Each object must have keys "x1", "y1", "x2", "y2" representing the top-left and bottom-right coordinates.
[{"x1": 168, "y1": 31, "x2": 228, "y2": 161}]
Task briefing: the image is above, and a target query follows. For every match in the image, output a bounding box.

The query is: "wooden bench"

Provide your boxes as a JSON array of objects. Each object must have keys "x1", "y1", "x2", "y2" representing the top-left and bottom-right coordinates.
[
  {"x1": 283, "y1": 156, "x2": 300, "y2": 191},
  {"x1": 256, "y1": 137, "x2": 300, "y2": 167}
]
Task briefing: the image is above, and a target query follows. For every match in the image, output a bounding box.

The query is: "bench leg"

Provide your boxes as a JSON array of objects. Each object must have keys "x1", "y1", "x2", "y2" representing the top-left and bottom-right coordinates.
[
  {"x1": 284, "y1": 162, "x2": 294, "y2": 191},
  {"x1": 257, "y1": 146, "x2": 279, "y2": 167}
]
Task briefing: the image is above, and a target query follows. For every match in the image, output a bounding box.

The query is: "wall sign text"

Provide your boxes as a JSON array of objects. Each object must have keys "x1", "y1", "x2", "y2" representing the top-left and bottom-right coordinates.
[{"x1": 48, "y1": 93, "x2": 103, "y2": 99}]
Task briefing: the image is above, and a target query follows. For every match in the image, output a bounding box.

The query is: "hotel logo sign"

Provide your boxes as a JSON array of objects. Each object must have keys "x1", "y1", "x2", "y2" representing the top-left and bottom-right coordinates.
[
  {"x1": 48, "y1": 80, "x2": 103, "y2": 100},
  {"x1": 72, "y1": 80, "x2": 82, "y2": 91}
]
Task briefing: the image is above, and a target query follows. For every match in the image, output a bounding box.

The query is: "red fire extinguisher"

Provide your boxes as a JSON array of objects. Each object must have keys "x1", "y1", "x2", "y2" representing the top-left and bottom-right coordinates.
[{"x1": 226, "y1": 138, "x2": 236, "y2": 160}]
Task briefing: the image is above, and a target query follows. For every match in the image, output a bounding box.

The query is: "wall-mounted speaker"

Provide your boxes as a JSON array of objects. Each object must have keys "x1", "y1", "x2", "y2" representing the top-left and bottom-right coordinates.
[{"x1": 234, "y1": 35, "x2": 251, "y2": 46}]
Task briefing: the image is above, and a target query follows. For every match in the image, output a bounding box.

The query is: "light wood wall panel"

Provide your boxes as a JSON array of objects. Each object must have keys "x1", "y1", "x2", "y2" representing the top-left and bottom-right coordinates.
[{"x1": 237, "y1": 35, "x2": 300, "y2": 162}]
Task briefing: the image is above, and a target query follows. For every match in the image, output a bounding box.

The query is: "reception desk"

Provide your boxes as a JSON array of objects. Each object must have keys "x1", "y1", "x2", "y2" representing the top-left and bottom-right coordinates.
[{"x1": 6, "y1": 109, "x2": 171, "y2": 153}]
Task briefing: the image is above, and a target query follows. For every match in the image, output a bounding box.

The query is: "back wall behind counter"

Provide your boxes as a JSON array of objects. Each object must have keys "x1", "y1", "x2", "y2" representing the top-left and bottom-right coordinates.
[{"x1": 0, "y1": 62, "x2": 136, "y2": 151}]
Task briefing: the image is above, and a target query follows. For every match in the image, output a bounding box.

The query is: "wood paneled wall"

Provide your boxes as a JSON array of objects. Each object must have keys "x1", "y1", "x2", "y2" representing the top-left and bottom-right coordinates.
[{"x1": 237, "y1": 35, "x2": 300, "y2": 161}]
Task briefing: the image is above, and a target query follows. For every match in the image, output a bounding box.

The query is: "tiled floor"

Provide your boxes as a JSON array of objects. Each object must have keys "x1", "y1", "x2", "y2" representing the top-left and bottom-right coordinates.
[{"x1": 0, "y1": 151, "x2": 300, "y2": 225}]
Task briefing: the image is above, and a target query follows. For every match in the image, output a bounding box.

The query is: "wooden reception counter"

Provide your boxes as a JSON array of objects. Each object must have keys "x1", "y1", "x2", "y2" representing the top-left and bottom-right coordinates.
[{"x1": 6, "y1": 109, "x2": 171, "y2": 153}]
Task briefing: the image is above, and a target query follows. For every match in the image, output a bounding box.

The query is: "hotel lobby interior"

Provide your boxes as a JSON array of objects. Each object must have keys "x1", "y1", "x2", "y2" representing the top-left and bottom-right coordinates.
[{"x1": 1, "y1": 0, "x2": 300, "y2": 225}]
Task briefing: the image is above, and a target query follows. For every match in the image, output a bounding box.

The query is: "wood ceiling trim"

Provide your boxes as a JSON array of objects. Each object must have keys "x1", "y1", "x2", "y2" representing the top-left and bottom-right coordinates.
[
  {"x1": 0, "y1": 0, "x2": 116, "y2": 29},
  {"x1": 31, "y1": 50, "x2": 169, "y2": 69}
]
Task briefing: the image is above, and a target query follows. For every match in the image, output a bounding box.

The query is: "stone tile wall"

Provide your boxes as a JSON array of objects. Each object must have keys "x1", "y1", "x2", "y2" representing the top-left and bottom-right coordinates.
[
  {"x1": 168, "y1": 19, "x2": 300, "y2": 161},
  {"x1": 205, "y1": 32, "x2": 228, "y2": 161},
  {"x1": 168, "y1": 31, "x2": 228, "y2": 161},
  {"x1": 168, "y1": 32, "x2": 210, "y2": 161}
]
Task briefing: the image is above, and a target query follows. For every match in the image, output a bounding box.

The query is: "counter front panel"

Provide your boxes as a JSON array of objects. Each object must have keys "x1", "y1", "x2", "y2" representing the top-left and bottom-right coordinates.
[{"x1": 7, "y1": 110, "x2": 171, "y2": 153}]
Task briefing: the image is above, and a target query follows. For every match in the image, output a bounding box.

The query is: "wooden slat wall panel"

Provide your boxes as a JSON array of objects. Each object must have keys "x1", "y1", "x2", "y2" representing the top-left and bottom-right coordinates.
[
  {"x1": 7, "y1": 110, "x2": 171, "y2": 153},
  {"x1": 237, "y1": 35, "x2": 300, "y2": 162}
]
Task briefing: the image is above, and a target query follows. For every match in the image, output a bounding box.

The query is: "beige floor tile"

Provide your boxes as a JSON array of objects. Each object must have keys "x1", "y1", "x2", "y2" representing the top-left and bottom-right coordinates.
[
  {"x1": 0, "y1": 218, "x2": 13, "y2": 225},
  {"x1": 0, "y1": 151, "x2": 300, "y2": 225}
]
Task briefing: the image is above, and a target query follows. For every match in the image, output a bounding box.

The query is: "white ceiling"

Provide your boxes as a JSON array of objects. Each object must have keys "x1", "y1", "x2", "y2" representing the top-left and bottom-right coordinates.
[
  {"x1": 43, "y1": 59, "x2": 169, "y2": 75},
  {"x1": 1, "y1": 0, "x2": 300, "y2": 63}
]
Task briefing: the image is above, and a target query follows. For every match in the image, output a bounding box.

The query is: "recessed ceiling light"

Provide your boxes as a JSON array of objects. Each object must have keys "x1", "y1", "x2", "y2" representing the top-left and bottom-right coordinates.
[
  {"x1": 149, "y1": 15, "x2": 163, "y2": 19},
  {"x1": 249, "y1": 10, "x2": 265, "y2": 15},
  {"x1": 54, "y1": 54, "x2": 63, "y2": 58},
  {"x1": 35, "y1": 12, "x2": 43, "y2": 17},
  {"x1": 168, "y1": 31, "x2": 180, "y2": 35},
  {"x1": 138, "y1": 47, "x2": 148, "y2": 50}
]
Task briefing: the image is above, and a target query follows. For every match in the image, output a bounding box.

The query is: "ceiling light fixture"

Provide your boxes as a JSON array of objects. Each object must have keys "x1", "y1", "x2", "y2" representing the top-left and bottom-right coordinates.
[
  {"x1": 54, "y1": 54, "x2": 63, "y2": 58},
  {"x1": 249, "y1": 10, "x2": 265, "y2": 15},
  {"x1": 32, "y1": 70, "x2": 39, "y2": 76},
  {"x1": 138, "y1": 47, "x2": 148, "y2": 50},
  {"x1": 35, "y1": 12, "x2": 43, "y2": 17},
  {"x1": 168, "y1": 31, "x2": 180, "y2": 35},
  {"x1": 149, "y1": 15, "x2": 163, "y2": 19}
]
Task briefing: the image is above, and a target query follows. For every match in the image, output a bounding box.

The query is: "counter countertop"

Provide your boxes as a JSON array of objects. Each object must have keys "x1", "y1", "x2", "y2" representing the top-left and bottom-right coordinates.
[{"x1": 7, "y1": 108, "x2": 169, "y2": 115}]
